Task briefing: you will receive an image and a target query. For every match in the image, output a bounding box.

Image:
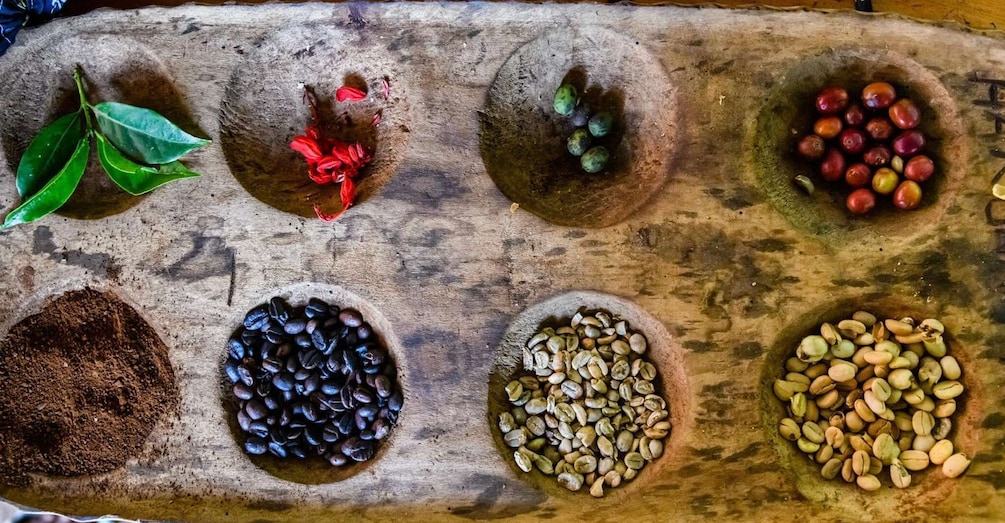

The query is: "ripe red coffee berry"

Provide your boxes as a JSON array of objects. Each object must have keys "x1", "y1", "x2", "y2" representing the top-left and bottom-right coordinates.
[
  {"x1": 819, "y1": 148, "x2": 846, "y2": 182},
  {"x1": 838, "y1": 128, "x2": 867, "y2": 155},
  {"x1": 814, "y1": 116, "x2": 843, "y2": 140},
  {"x1": 816, "y1": 87, "x2": 850, "y2": 115},
  {"x1": 844, "y1": 163, "x2": 872, "y2": 188},
  {"x1": 892, "y1": 130, "x2": 926, "y2": 156},
  {"x1": 797, "y1": 135, "x2": 826, "y2": 161},
  {"x1": 846, "y1": 188, "x2": 877, "y2": 215},
  {"x1": 862, "y1": 82, "x2": 897, "y2": 110},
  {"x1": 865, "y1": 117, "x2": 896, "y2": 142},
  {"x1": 844, "y1": 104, "x2": 866, "y2": 127},
  {"x1": 889, "y1": 99, "x2": 922, "y2": 130},
  {"x1": 893, "y1": 180, "x2": 923, "y2": 210},
  {"x1": 904, "y1": 155, "x2": 935, "y2": 183},
  {"x1": 863, "y1": 144, "x2": 892, "y2": 167}
]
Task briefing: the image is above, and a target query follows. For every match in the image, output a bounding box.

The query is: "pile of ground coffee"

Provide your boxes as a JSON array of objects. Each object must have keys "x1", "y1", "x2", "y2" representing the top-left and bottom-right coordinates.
[{"x1": 0, "y1": 288, "x2": 178, "y2": 486}]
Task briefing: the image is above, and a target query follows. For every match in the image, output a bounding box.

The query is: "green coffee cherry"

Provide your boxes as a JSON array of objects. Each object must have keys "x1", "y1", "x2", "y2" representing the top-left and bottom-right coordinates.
[
  {"x1": 567, "y1": 128, "x2": 592, "y2": 157},
  {"x1": 554, "y1": 84, "x2": 578, "y2": 116},
  {"x1": 580, "y1": 146, "x2": 609, "y2": 174},
  {"x1": 588, "y1": 111, "x2": 614, "y2": 137}
]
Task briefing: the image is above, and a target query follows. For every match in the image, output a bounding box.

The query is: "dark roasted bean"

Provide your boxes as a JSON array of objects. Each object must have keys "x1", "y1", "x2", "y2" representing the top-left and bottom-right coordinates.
[
  {"x1": 345, "y1": 439, "x2": 375, "y2": 462},
  {"x1": 305, "y1": 298, "x2": 328, "y2": 318},
  {"x1": 286, "y1": 357, "x2": 299, "y2": 373},
  {"x1": 323, "y1": 424, "x2": 340, "y2": 443},
  {"x1": 276, "y1": 343, "x2": 293, "y2": 358},
  {"x1": 310, "y1": 329, "x2": 327, "y2": 351},
  {"x1": 284, "y1": 318, "x2": 306, "y2": 335},
  {"x1": 279, "y1": 407, "x2": 293, "y2": 427},
  {"x1": 303, "y1": 403, "x2": 319, "y2": 423},
  {"x1": 357, "y1": 323, "x2": 372, "y2": 340},
  {"x1": 375, "y1": 375, "x2": 392, "y2": 398},
  {"x1": 237, "y1": 365, "x2": 255, "y2": 387},
  {"x1": 355, "y1": 411, "x2": 368, "y2": 431},
  {"x1": 268, "y1": 441, "x2": 288, "y2": 458},
  {"x1": 388, "y1": 390, "x2": 403, "y2": 412},
  {"x1": 373, "y1": 418, "x2": 390, "y2": 440},
  {"x1": 269, "y1": 297, "x2": 290, "y2": 325},
  {"x1": 237, "y1": 409, "x2": 252, "y2": 432},
  {"x1": 262, "y1": 356, "x2": 282, "y2": 374},
  {"x1": 256, "y1": 380, "x2": 271, "y2": 398},
  {"x1": 288, "y1": 428, "x2": 303, "y2": 441},
  {"x1": 248, "y1": 420, "x2": 269, "y2": 438},
  {"x1": 227, "y1": 338, "x2": 246, "y2": 360},
  {"x1": 233, "y1": 383, "x2": 255, "y2": 401},
  {"x1": 240, "y1": 329, "x2": 260, "y2": 347},
  {"x1": 289, "y1": 445, "x2": 308, "y2": 459},
  {"x1": 244, "y1": 305, "x2": 269, "y2": 330},
  {"x1": 273, "y1": 373, "x2": 295, "y2": 392},
  {"x1": 339, "y1": 309, "x2": 363, "y2": 328},
  {"x1": 294, "y1": 333, "x2": 311, "y2": 348},
  {"x1": 359, "y1": 429, "x2": 375, "y2": 441},
  {"x1": 305, "y1": 319, "x2": 319, "y2": 335},
  {"x1": 245, "y1": 399, "x2": 268, "y2": 420},
  {"x1": 321, "y1": 381, "x2": 341, "y2": 395},
  {"x1": 337, "y1": 413, "x2": 354, "y2": 435},
  {"x1": 353, "y1": 388, "x2": 374, "y2": 404},
  {"x1": 263, "y1": 395, "x2": 280, "y2": 411},
  {"x1": 294, "y1": 368, "x2": 311, "y2": 381},
  {"x1": 304, "y1": 373, "x2": 321, "y2": 395},
  {"x1": 265, "y1": 324, "x2": 285, "y2": 344},
  {"x1": 245, "y1": 437, "x2": 268, "y2": 455},
  {"x1": 357, "y1": 404, "x2": 378, "y2": 419},
  {"x1": 305, "y1": 426, "x2": 324, "y2": 446},
  {"x1": 225, "y1": 361, "x2": 242, "y2": 384}
]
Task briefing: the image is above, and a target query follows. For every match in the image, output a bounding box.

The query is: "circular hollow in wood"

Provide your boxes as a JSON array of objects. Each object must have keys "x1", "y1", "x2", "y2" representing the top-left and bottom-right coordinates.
[
  {"x1": 221, "y1": 282, "x2": 406, "y2": 484},
  {"x1": 487, "y1": 291, "x2": 692, "y2": 499},
  {"x1": 0, "y1": 285, "x2": 179, "y2": 487},
  {"x1": 759, "y1": 295, "x2": 982, "y2": 516},
  {"x1": 220, "y1": 23, "x2": 412, "y2": 219},
  {"x1": 0, "y1": 34, "x2": 204, "y2": 220},
  {"x1": 751, "y1": 48, "x2": 966, "y2": 239},
  {"x1": 479, "y1": 28, "x2": 678, "y2": 228}
]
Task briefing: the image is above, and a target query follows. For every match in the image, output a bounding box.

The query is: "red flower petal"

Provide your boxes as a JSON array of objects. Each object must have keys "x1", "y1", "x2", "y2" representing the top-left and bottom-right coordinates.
[
  {"x1": 372, "y1": 111, "x2": 382, "y2": 126},
  {"x1": 317, "y1": 156, "x2": 344, "y2": 172},
  {"x1": 382, "y1": 77, "x2": 390, "y2": 101},
  {"x1": 336, "y1": 86, "x2": 367, "y2": 102},
  {"x1": 340, "y1": 176, "x2": 357, "y2": 210},
  {"x1": 290, "y1": 136, "x2": 324, "y2": 162},
  {"x1": 313, "y1": 203, "x2": 343, "y2": 222}
]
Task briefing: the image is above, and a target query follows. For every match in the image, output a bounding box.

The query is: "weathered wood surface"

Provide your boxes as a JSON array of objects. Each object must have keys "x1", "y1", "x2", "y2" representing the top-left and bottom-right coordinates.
[{"x1": 0, "y1": 3, "x2": 1004, "y2": 521}]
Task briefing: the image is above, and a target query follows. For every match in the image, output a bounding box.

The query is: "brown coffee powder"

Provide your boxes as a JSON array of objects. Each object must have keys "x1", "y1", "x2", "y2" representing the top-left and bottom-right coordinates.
[{"x1": 0, "y1": 288, "x2": 178, "y2": 486}]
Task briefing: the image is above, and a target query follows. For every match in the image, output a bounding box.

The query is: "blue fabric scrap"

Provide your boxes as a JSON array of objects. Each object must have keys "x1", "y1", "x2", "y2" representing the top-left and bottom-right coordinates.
[{"x1": 1, "y1": 0, "x2": 65, "y2": 57}]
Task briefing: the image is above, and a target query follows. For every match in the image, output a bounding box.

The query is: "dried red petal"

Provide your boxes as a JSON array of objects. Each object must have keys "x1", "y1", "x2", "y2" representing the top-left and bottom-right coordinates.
[
  {"x1": 372, "y1": 111, "x2": 382, "y2": 126},
  {"x1": 290, "y1": 136, "x2": 324, "y2": 162},
  {"x1": 340, "y1": 175, "x2": 357, "y2": 210},
  {"x1": 382, "y1": 77, "x2": 390, "y2": 101},
  {"x1": 317, "y1": 155, "x2": 344, "y2": 172},
  {"x1": 336, "y1": 86, "x2": 367, "y2": 102},
  {"x1": 313, "y1": 203, "x2": 343, "y2": 222}
]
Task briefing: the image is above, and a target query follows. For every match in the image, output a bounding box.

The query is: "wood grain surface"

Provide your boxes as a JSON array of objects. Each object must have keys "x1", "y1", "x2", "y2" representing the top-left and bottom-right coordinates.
[{"x1": 1, "y1": 3, "x2": 1004, "y2": 522}]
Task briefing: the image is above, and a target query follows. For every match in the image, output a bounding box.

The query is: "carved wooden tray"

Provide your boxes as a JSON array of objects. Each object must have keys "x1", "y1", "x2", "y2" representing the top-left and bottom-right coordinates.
[{"x1": 1, "y1": 3, "x2": 1004, "y2": 521}]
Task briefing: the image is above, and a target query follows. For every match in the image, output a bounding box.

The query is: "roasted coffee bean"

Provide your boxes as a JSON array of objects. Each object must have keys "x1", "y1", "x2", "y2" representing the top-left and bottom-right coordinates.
[
  {"x1": 373, "y1": 418, "x2": 390, "y2": 440},
  {"x1": 294, "y1": 368, "x2": 312, "y2": 381},
  {"x1": 289, "y1": 445, "x2": 308, "y2": 459},
  {"x1": 245, "y1": 437, "x2": 268, "y2": 455},
  {"x1": 305, "y1": 319, "x2": 319, "y2": 335},
  {"x1": 305, "y1": 299, "x2": 328, "y2": 318},
  {"x1": 263, "y1": 394, "x2": 280, "y2": 411},
  {"x1": 256, "y1": 380, "x2": 272, "y2": 398},
  {"x1": 262, "y1": 356, "x2": 282, "y2": 374},
  {"x1": 359, "y1": 429, "x2": 375, "y2": 440},
  {"x1": 301, "y1": 349, "x2": 323, "y2": 370},
  {"x1": 233, "y1": 383, "x2": 255, "y2": 401},
  {"x1": 285, "y1": 357, "x2": 299, "y2": 373},
  {"x1": 358, "y1": 404, "x2": 379, "y2": 419},
  {"x1": 244, "y1": 306, "x2": 269, "y2": 330},
  {"x1": 305, "y1": 425, "x2": 324, "y2": 446},
  {"x1": 329, "y1": 452, "x2": 348, "y2": 466},
  {"x1": 348, "y1": 442, "x2": 375, "y2": 462},
  {"x1": 241, "y1": 329, "x2": 260, "y2": 347},
  {"x1": 246, "y1": 399, "x2": 269, "y2": 420},
  {"x1": 357, "y1": 323, "x2": 372, "y2": 340},
  {"x1": 303, "y1": 403, "x2": 319, "y2": 423},
  {"x1": 268, "y1": 441, "x2": 288, "y2": 458},
  {"x1": 237, "y1": 409, "x2": 252, "y2": 431},
  {"x1": 311, "y1": 329, "x2": 327, "y2": 351},
  {"x1": 375, "y1": 375, "x2": 392, "y2": 398},
  {"x1": 323, "y1": 424, "x2": 340, "y2": 443},
  {"x1": 355, "y1": 411, "x2": 369, "y2": 431},
  {"x1": 353, "y1": 389, "x2": 375, "y2": 404},
  {"x1": 293, "y1": 333, "x2": 311, "y2": 348},
  {"x1": 303, "y1": 373, "x2": 321, "y2": 395},
  {"x1": 270, "y1": 425, "x2": 289, "y2": 443},
  {"x1": 273, "y1": 373, "x2": 295, "y2": 392},
  {"x1": 248, "y1": 420, "x2": 269, "y2": 438},
  {"x1": 342, "y1": 351, "x2": 359, "y2": 374},
  {"x1": 276, "y1": 343, "x2": 293, "y2": 358},
  {"x1": 321, "y1": 381, "x2": 341, "y2": 395},
  {"x1": 228, "y1": 338, "x2": 246, "y2": 360},
  {"x1": 337, "y1": 413, "x2": 354, "y2": 435},
  {"x1": 279, "y1": 407, "x2": 293, "y2": 427},
  {"x1": 237, "y1": 365, "x2": 255, "y2": 387},
  {"x1": 388, "y1": 390, "x2": 403, "y2": 412},
  {"x1": 225, "y1": 361, "x2": 242, "y2": 383},
  {"x1": 269, "y1": 297, "x2": 290, "y2": 325},
  {"x1": 339, "y1": 309, "x2": 364, "y2": 328}
]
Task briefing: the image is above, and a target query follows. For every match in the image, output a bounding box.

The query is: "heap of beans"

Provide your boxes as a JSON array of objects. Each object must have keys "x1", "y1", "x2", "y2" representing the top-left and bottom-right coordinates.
[
  {"x1": 224, "y1": 297, "x2": 402, "y2": 466},
  {"x1": 795, "y1": 82, "x2": 935, "y2": 215},
  {"x1": 554, "y1": 83, "x2": 615, "y2": 174}
]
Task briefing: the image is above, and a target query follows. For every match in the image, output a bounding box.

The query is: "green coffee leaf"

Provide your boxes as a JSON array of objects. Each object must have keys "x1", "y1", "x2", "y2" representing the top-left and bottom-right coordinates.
[
  {"x1": 96, "y1": 133, "x2": 200, "y2": 196},
  {"x1": 3, "y1": 138, "x2": 89, "y2": 229},
  {"x1": 16, "y1": 111, "x2": 84, "y2": 199},
  {"x1": 92, "y1": 101, "x2": 210, "y2": 165}
]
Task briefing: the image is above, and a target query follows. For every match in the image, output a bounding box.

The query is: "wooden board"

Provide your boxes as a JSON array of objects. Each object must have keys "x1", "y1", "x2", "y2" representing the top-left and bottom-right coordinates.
[{"x1": 1, "y1": 3, "x2": 1005, "y2": 521}]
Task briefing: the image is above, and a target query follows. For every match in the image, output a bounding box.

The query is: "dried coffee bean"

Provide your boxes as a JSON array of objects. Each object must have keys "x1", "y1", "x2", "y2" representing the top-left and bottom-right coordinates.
[
  {"x1": 357, "y1": 323, "x2": 372, "y2": 340},
  {"x1": 269, "y1": 297, "x2": 290, "y2": 324},
  {"x1": 246, "y1": 399, "x2": 268, "y2": 420},
  {"x1": 339, "y1": 309, "x2": 364, "y2": 328},
  {"x1": 237, "y1": 364, "x2": 255, "y2": 387},
  {"x1": 294, "y1": 333, "x2": 312, "y2": 348},
  {"x1": 283, "y1": 317, "x2": 307, "y2": 335},
  {"x1": 244, "y1": 306, "x2": 269, "y2": 330},
  {"x1": 227, "y1": 338, "x2": 247, "y2": 360},
  {"x1": 245, "y1": 437, "x2": 268, "y2": 455},
  {"x1": 248, "y1": 420, "x2": 269, "y2": 438},
  {"x1": 305, "y1": 299, "x2": 328, "y2": 318}
]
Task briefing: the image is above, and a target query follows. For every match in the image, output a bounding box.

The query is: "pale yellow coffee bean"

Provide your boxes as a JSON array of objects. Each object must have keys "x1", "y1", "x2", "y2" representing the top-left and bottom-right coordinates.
[
  {"x1": 864, "y1": 390, "x2": 887, "y2": 416},
  {"x1": 557, "y1": 472, "x2": 584, "y2": 492},
  {"x1": 929, "y1": 439, "x2": 954, "y2": 465},
  {"x1": 828, "y1": 361, "x2": 858, "y2": 383},
  {"x1": 853, "y1": 311, "x2": 877, "y2": 327},
  {"x1": 869, "y1": 456, "x2": 883, "y2": 475},
  {"x1": 851, "y1": 450, "x2": 870, "y2": 476},
  {"x1": 898, "y1": 435, "x2": 914, "y2": 452},
  {"x1": 863, "y1": 350, "x2": 893, "y2": 366},
  {"x1": 916, "y1": 396, "x2": 936, "y2": 413},
  {"x1": 790, "y1": 393, "x2": 808, "y2": 418},
  {"x1": 820, "y1": 322, "x2": 842, "y2": 345},
  {"x1": 841, "y1": 458, "x2": 855, "y2": 483},
  {"x1": 854, "y1": 333, "x2": 875, "y2": 346},
  {"x1": 809, "y1": 375, "x2": 835, "y2": 396},
  {"x1": 779, "y1": 418, "x2": 800, "y2": 441},
  {"x1": 918, "y1": 358, "x2": 942, "y2": 386},
  {"x1": 913, "y1": 411, "x2": 935, "y2": 436},
  {"x1": 923, "y1": 336, "x2": 947, "y2": 358},
  {"x1": 804, "y1": 363, "x2": 829, "y2": 380},
  {"x1": 889, "y1": 356, "x2": 912, "y2": 370},
  {"x1": 816, "y1": 444, "x2": 834, "y2": 464},
  {"x1": 888, "y1": 369, "x2": 915, "y2": 390},
  {"x1": 797, "y1": 437, "x2": 821, "y2": 454},
  {"x1": 890, "y1": 461, "x2": 912, "y2": 488},
  {"x1": 821, "y1": 457, "x2": 843, "y2": 480},
  {"x1": 589, "y1": 477, "x2": 605, "y2": 498},
  {"x1": 895, "y1": 332, "x2": 926, "y2": 345},
  {"x1": 902, "y1": 387, "x2": 925, "y2": 405},
  {"x1": 816, "y1": 389, "x2": 841, "y2": 410},
  {"x1": 900, "y1": 351, "x2": 920, "y2": 369},
  {"x1": 893, "y1": 411, "x2": 913, "y2": 432},
  {"x1": 885, "y1": 319, "x2": 914, "y2": 336},
  {"x1": 873, "y1": 433, "x2": 900, "y2": 465},
  {"x1": 854, "y1": 400, "x2": 877, "y2": 423},
  {"x1": 832, "y1": 340, "x2": 856, "y2": 359},
  {"x1": 933, "y1": 418, "x2": 952, "y2": 441},
  {"x1": 851, "y1": 348, "x2": 870, "y2": 368},
  {"x1": 825, "y1": 426, "x2": 845, "y2": 448},
  {"x1": 872, "y1": 321, "x2": 888, "y2": 342},
  {"x1": 942, "y1": 453, "x2": 972, "y2": 478},
  {"x1": 846, "y1": 411, "x2": 865, "y2": 433},
  {"x1": 940, "y1": 356, "x2": 961, "y2": 380},
  {"x1": 899, "y1": 450, "x2": 930, "y2": 471},
  {"x1": 786, "y1": 357, "x2": 810, "y2": 373},
  {"x1": 803, "y1": 421, "x2": 825, "y2": 444},
  {"x1": 913, "y1": 434, "x2": 936, "y2": 452},
  {"x1": 857, "y1": 474, "x2": 882, "y2": 491},
  {"x1": 838, "y1": 319, "x2": 867, "y2": 336},
  {"x1": 850, "y1": 435, "x2": 872, "y2": 453},
  {"x1": 871, "y1": 378, "x2": 892, "y2": 402},
  {"x1": 830, "y1": 412, "x2": 846, "y2": 431},
  {"x1": 920, "y1": 318, "x2": 944, "y2": 335},
  {"x1": 874, "y1": 365, "x2": 889, "y2": 379},
  {"x1": 934, "y1": 381, "x2": 964, "y2": 400}
]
